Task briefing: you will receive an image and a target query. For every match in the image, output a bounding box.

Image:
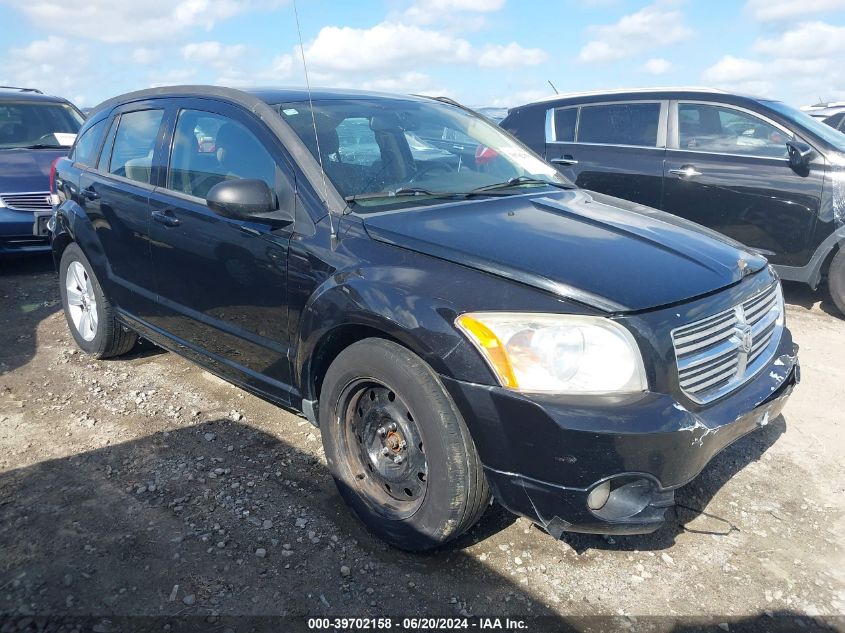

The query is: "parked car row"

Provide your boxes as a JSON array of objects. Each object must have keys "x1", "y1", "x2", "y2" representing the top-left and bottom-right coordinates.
[
  {"x1": 46, "y1": 84, "x2": 801, "y2": 552},
  {"x1": 500, "y1": 87, "x2": 845, "y2": 315},
  {"x1": 0, "y1": 86, "x2": 84, "y2": 254}
]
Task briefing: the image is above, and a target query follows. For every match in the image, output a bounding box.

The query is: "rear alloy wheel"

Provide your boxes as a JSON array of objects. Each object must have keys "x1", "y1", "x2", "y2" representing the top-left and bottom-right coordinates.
[
  {"x1": 828, "y1": 249, "x2": 845, "y2": 317},
  {"x1": 59, "y1": 243, "x2": 138, "y2": 358},
  {"x1": 319, "y1": 338, "x2": 490, "y2": 551}
]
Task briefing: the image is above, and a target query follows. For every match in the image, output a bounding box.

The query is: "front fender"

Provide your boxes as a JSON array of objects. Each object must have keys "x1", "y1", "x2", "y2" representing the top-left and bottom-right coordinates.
[{"x1": 294, "y1": 264, "x2": 497, "y2": 400}]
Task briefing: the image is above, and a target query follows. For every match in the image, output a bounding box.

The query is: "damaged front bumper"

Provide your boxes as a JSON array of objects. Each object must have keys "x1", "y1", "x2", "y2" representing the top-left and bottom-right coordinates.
[{"x1": 442, "y1": 331, "x2": 799, "y2": 538}]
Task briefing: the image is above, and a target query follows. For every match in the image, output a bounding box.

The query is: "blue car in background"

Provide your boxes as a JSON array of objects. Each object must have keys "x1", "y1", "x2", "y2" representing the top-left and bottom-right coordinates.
[{"x1": 0, "y1": 86, "x2": 84, "y2": 255}]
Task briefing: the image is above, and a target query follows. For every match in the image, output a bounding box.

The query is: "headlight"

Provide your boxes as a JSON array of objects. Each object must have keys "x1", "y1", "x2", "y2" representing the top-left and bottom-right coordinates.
[{"x1": 455, "y1": 312, "x2": 647, "y2": 394}]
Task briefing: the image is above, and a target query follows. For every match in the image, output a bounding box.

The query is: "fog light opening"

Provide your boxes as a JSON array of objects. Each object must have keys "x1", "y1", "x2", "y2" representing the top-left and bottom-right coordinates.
[
  {"x1": 587, "y1": 480, "x2": 611, "y2": 511},
  {"x1": 587, "y1": 476, "x2": 655, "y2": 521}
]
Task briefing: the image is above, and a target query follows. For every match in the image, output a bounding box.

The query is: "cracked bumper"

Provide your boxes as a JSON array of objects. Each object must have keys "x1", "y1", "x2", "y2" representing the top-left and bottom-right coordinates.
[{"x1": 442, "y1": 332, "x2": 799, "y2": 537}]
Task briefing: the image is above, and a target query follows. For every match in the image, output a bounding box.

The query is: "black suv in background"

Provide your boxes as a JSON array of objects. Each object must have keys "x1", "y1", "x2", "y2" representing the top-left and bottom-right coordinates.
[
  {"x1": 0, "y1": 86, "x2": 84, "y2": 255},
  {"x1": 501, "y1": 88, "x2": 845, "y2": 314},
  {"x1": 51, "y1": 86, "x2": 798, "y2": 551}
]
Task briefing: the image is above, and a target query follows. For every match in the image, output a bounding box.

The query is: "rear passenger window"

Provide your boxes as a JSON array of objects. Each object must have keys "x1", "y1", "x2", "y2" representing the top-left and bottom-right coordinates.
[
  {"x1": 167, "y1": 110, "x2": 275, "y2": 199},
  {"x1": 109, "y1": 109, "x2": 164, "y2": 184},
  {"x1": 552, "y1": 108, "x2": 576, "y2": 142},
  {"x1": 71, "y1": 120, "x2": 106, "y2": 167},
  {"x1": 577, "y1": 103, "x2": 660, "y2": 147}
]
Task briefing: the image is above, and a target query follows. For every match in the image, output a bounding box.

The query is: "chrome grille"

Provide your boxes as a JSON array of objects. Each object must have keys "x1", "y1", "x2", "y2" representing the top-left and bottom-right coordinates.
[
  {"x1": 671, "y1": 282, "x2": 784, "y2": 404},
  {"x1": 1, "y1": 192, "x2": 52, "y2": 211}
]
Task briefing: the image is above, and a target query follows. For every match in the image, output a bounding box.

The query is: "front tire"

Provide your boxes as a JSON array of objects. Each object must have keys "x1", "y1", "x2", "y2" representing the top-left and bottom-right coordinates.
[
  {"x1": 319, "y1": 338, "x2": 490, "y2": 551},
  {"x1": 59, "y1": 243, "x2": 137, "y2": 358},
  {"x1": 829, "y1": 249, "x2": 845, "y2": 317}
]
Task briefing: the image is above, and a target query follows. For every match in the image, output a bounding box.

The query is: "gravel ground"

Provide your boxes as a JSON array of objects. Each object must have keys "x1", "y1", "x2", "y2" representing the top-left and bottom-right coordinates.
[{"x1": 0, "y1": 256, "x2": 843, "y2": 632}]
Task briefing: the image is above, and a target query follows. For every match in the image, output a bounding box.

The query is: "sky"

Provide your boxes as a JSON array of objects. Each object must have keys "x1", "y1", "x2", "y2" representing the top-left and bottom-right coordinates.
[{"x1": 0, "y1": 0, "x2": 844, "y2": 109}]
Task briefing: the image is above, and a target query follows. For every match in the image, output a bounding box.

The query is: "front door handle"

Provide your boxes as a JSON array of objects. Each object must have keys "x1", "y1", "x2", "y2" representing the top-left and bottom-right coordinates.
[
  {"x1": 551, "y1": 155, "x2": 578, "y2": 165},
  {"x1": 668, "y1": 165, "x2": 702, "y2": 179},
  {"x1": 152, "y1": 209, "x2": 180, "y2": 227},
  {"x1": 81, "y1": 187, "x2": 100, "y2": 201}
]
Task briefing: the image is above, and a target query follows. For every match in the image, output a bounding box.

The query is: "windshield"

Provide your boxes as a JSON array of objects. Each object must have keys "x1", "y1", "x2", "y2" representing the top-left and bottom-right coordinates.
[
  {"x1": 763, "y1": 100, "x2": 845, "y2": 149},
  {"x1": 0, "y1": 101, "x2": 83, "y2": 150},
  {"x1": 275, "y1": 98, "x2": 570, "y2": 209}
]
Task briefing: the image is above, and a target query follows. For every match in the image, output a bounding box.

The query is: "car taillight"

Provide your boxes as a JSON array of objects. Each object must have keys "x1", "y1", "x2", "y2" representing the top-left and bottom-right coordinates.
[
  {"x1": 475, "y1": 145, "x2": 498, "y2": 165},
  {"x1": 49, "y1": 158, "x2": 63, "y2": 206},
  {"x1": 49, "y1": 158, "x2": 60, "y2": 193}
]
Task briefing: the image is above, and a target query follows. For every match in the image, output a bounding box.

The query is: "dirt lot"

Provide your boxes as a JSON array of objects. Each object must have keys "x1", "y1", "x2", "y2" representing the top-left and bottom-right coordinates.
[{"x1": 1, "y1": 256, "x2": 843, "y2": 632}]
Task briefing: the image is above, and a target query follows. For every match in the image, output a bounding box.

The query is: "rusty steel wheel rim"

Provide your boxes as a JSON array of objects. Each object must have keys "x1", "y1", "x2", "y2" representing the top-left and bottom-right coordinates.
[{"x1": 337, "y1": 379, "x2": 428, "y2": 519}]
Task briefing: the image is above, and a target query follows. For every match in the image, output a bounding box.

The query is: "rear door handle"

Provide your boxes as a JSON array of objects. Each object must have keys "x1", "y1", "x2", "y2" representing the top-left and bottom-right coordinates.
[
  {"x1": 81, "y1": 187, "x2": 100, "y2": 201},
  {"x1": 551, "y1": 155, "x2": 578, "y2": 165},
  {"x1": 668, "y1": 165, "x2": 702, "y2": 178},
  {"x1": 152, "y1": 209, "x2": 180, "y2": 227}
]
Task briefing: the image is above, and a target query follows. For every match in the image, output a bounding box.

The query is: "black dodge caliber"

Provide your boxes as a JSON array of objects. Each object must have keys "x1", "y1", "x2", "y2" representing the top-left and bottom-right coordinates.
[{"x1": 50, "y1": 86, "x2": 798, "y2": 551}]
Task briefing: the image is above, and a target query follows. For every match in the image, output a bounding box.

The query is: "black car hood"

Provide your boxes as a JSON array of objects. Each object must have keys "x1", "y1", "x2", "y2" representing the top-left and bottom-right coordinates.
[
  {"x1": 0, "y1": 148, "x2": 67, "y2": 193},
  {"x1": 361, "y1": 189, "x2": 767, "y2": 313}
]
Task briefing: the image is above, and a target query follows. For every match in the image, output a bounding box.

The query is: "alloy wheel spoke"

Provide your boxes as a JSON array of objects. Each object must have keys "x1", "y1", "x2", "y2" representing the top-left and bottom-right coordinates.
[{"x1": 66, "y1": 287, "x2": 84, "y2": 306}]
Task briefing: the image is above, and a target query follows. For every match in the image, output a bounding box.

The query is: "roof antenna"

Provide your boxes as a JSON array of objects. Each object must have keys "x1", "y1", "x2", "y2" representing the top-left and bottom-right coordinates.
[
  {"x1": 293, "y1": 0, "x2": 335, "y2": 239},
  {"x1": 548, "y1": 80, "x2": 559, "y2": 95}
]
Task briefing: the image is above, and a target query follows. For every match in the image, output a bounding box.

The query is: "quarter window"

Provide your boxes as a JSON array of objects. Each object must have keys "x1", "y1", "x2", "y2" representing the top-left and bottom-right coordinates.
[
  {"x1": 167, "y1": 110, "x2": 276, "y2": 199},
  {"x1": 71, "y1": 119, "x2": 107, "y2": 167},
  {"x1": 677, "y1": 103, "x2": 790, "y2": 158},
  {"x1": 577, "y1": 103, "x2": 660, "y2": 147},
  {"x1": 552, "y1": 108, "x2": 576, "y2": 142},
  {"x1": 109, "y1": 109, "x2": 164, "y2": 185}
]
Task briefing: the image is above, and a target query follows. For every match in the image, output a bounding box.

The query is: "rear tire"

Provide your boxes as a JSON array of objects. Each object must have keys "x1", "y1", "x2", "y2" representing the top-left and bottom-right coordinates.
[
  {"x1": 59, "y1": 243, "x2": 137, "y2": 358},
  {"x1": 319, "y1": 338, "x2": 490, "y2": 551},
  {"x1": 829, "y1": 249, "x2": 845, "y2": 317}
]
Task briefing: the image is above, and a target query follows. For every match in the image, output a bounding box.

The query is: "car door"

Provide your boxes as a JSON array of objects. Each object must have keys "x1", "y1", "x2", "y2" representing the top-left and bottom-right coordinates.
[
  {"x1": 147, "y1": 99, "x2": 294, "y2": 401},
  {"x1": 662, "y1": 101, "x2": 825, "y2": 267},
  {"x1": 78, "y1": 102, "x2": 168, "y2": 316},
  {"x1": 544, "y1": 101, "x2": 667, "y2": 210}
]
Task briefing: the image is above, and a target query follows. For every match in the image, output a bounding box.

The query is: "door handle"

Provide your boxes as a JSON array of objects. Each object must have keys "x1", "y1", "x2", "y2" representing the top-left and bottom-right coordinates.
[
  {"x1": 668, "y1": 165, "x2": 702, "y2": 178},
  {"x1": 152, "y1": 209, "x2": 180, "y2": 227},
  {"x1": 551, "y1": 156, "x2": 578, "y2": 165},
  {"x1": 81, "y1": 187, "x2": 100, "y2": 201}
]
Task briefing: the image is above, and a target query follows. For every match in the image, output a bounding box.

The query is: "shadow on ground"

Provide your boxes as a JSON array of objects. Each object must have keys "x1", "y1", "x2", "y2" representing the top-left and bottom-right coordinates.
[
  {"x1": 1, "y1": 418, "x2": 832, "y2": 633},
  {"x1": 782, "y1": 280, "x2": 842, "y2": 319},
  {"x1": 0, "y1": 255, "x2": 60, "y2": 375}
]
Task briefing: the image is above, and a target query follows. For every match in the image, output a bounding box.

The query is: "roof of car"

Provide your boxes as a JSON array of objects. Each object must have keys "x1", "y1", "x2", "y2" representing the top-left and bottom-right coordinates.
[
  {"x1": 0, "y1": 87, "x2": 72, "y2": 103},
  {"x1": 87, "y1": 85, "x2": 434, "y2": 118},
  {"x1": 517, "y1": 86, "x2": 771, "y2": 108}
]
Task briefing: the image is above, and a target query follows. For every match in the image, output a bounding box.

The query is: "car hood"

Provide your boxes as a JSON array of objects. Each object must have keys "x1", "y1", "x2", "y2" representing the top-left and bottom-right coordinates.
[
  {"x1": 361, "y1": 189, "x2": 767, "y2": 313},
  {"x1": 0, "y1": 148, "x2": 67, "y2": 193}
]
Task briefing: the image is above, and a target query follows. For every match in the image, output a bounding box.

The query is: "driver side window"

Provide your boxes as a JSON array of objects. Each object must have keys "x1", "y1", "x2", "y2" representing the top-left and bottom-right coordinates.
[
  {"x1": 678, "y1": 103, "x2": 791, "y2": 158},
  {"x1": 167, "y1": 109, "x2": 276, "y2": 199}
]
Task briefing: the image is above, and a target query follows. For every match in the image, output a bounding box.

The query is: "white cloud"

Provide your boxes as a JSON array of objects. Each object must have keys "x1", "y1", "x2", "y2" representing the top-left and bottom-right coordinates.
[
  {"x1": 131, "y1": 47, "x2": 159, "y2": 65},
  {"x1": 182, "y1": 41, "x2": 248, "y2": 69},
  {"x1": 2, "y1": 0, "x2": 283, "y2": 43},
  {"x1": 477, "y1": 42, "x2": 547, "y2": 68},
  {"x1": 641, "y1": 58, "x2": 671, "y2": 75},
  {"x1": 752, "y1": 21, "x2": 845, "y2": 58},
  {"x1": 700, "y1": 55, "x2": 773, "y2": 96},
  {"x1": 269, "y1": 21, "x2": 544, "y2": 80},
  {"x1": 745, "y1": 0, "x2": 845, "y2": 21},
  {"x1": 0, "y1": 36, "x2": 93, "y2": 105},
  {"x1": 403, "y1": 0, "x2": 505, "y2": 26},
  {"x1": 578, "y1": 3, "x2": 693, "y2": 63}
]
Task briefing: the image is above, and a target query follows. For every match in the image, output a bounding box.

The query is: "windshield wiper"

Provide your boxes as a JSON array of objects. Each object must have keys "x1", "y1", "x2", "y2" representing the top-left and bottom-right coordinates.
[
  {"x1": 345, "y1": 187, "x2": 513, "y2": 204},
  {"x1": 15, "y1": 143, "x2": 66, "y2": 150},
  {"x1": 471, "y1": 176, "x2": 571, "y2": 193}
]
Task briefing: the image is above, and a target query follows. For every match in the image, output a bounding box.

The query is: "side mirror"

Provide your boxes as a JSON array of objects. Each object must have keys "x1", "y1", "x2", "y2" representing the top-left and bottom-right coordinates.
[
  {"x1": 786, "y1": 140, "x2": 816, "y2": 172},
  {"x1": 206, "y1": 179, "x2": 293, "y2": 226}
]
